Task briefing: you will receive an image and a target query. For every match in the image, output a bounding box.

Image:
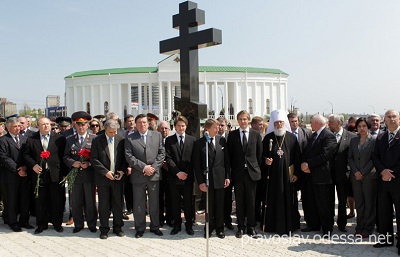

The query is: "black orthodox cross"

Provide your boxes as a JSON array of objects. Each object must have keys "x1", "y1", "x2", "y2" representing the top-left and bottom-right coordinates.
[{"x1": 160, "y1": 1, "x2": 222, "y2": 137}]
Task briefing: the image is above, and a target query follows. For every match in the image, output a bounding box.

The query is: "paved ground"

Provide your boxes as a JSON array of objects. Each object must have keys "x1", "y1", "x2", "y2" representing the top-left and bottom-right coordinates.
[{"x1": 0, "y1": 200, "x2": 398, "y2": 257}]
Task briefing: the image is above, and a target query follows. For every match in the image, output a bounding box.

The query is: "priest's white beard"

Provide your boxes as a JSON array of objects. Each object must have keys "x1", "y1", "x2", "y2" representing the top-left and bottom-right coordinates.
[{"x1": 274, "y1": 128, "x2": 286, "y2": 136}]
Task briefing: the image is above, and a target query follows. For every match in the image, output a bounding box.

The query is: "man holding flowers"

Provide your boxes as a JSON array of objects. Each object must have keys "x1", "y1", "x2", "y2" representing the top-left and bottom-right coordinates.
[
  {"x1": 23, "y1": 117, "x2": 67, "y2": 234},
  {"x1": 63, "y1": 111, "x2": 98, "y2": 233}
]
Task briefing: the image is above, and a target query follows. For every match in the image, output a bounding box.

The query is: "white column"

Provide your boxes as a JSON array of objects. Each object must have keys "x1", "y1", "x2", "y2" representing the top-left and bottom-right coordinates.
[
  {"x1": 138, "y1": 83, "x2": 142, "y2": 113},
  {"x1": 128, "y1": 84, "x2": 132, "y2": 115},
  {"x1": 261, "y1": 82, "x2": 265, "y2": 118},
  {"x1": 252, "y1": 81, "x2": 256, "y2": 116},
  {"x1": 204, "y1": 73, "x2": 208, "y2": 115},
  {"x1": 234, "y1": 82, "x2": 239, "y2": 115},
  {"x1": 224, "y1": 81, "x2": 228, "y2": 115},
  {"x1": 158, "y1": 81, "x2": 163, "y2": 119},
  {"x1": 90, "y1": 85, "x2": 94, "y2": 115},
  {"x1": 73, "y1": 87, "x2": 78, "y2": 112},
  {"x1": 81, "y1": 86, "x2": 85, "y2": 112},
  {"x1": 213, "y1": 81, "x2": 218, "y2": 116},
  {"x1": 99, "y1": 84, "x2": 103, "y2": 115},
  {"x1": 117, "y1": 83, "x2": 122, "y2": 115},
  {"x1": 167, "y1": 81, "x2": 172, "y2": 119}
]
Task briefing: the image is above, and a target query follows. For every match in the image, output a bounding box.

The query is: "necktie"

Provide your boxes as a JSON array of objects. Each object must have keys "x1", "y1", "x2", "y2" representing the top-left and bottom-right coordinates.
[
  {"x1": 389, "y1": 132, "x2": 395, "y2": 146},
  {"x1": 20, "y1": 130, "x2": 25, "y2": 136},
  {"x1": 108, "y1": 137, "x2": 115, "y2": 172},
  {"x1": 15, "y1": 135, "x2": 20, "y2": 148},
  {"x1": 242, "y1": 130, "x2": 248, "y2": 152},
  {"x1": 209, "y1": 138, "x2": 216, "y2": 152},
  {"x1": 179, "y1": 135, "x2": 184, "y2": 152},
  {"x1": 311, "y1": 133, "x2": 318, "y2": 144},
  {"x1": 42, "y1": 135, "x2": 48, "y2": 151},
  {"x1": 293, "y1": 131, "x2": 299, "y2": 142},
  {"x1": 80, "y1": 136, "x2": 84, "y2": 145},
  {"x1": 334, "y1": 132, "x2": 341, "y2": 143},
  {"x1": 370, "y1": 131, "x2": 377, "y2": 135},
  {"x1": 141, "y1": 134, "x2": 146, "y2": 144}
]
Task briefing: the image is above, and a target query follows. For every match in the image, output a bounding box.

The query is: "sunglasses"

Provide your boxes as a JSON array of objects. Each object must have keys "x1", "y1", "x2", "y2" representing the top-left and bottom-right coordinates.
[{"x1": 90, "y1": 124, "x2": 99, "y2": 127}]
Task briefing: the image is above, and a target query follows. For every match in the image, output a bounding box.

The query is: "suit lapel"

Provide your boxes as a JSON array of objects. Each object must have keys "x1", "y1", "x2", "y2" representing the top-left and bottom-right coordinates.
[{"x1": 389, "y1": 130, "x2": 400, "y2": 149}]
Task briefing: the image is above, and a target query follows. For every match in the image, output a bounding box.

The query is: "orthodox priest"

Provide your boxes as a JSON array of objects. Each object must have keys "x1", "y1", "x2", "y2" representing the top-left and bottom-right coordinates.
[{"x1": 262, "y1": 109, "x2": 301, "y2": 235}]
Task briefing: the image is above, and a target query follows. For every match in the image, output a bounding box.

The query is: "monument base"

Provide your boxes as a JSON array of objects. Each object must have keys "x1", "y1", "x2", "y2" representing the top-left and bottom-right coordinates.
[{"x1": 174, "y1": 96, "x2": 207, "y2": 138}]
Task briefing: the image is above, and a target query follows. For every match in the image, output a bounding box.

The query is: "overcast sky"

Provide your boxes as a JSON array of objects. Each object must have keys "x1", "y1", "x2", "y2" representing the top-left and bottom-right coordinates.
[{"x1": 1, "y1": 0, "x2": 399, "y2": 116}]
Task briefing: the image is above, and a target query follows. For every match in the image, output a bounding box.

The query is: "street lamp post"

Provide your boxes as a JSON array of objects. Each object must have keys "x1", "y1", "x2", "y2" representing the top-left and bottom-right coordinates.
[
  {"x1": 368, "y1": 105, "x2": 375, "y2": 114},
  {"x1": 328, "y1": 101, "x2": 334, "y2": 114}
]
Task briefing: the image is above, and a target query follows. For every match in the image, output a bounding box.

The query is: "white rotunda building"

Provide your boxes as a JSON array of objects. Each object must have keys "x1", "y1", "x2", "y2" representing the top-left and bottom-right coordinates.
[{"x1": 65, "y1": 54, "x2": 288, "y2": 122}]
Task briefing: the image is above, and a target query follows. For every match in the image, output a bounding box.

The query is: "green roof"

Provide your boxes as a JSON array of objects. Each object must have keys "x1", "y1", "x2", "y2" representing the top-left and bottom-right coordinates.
[{"x1": 65, "y1": 66, "x2": 287, "y2": 78}]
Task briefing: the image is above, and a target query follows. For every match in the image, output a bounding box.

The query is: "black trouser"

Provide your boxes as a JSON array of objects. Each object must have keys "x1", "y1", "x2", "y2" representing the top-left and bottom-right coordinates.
[
  {"x1": 159, "y1": 175, "x2": 172, "y2": 224},
  {"x1": 71, "y1": 182, "x2": 97, "y2": 229},
  {"x1": 223, "y1": 183, "x2": 233, "y2": 225},
  {"x1": 124, "y1": 175, "x2": 133, "y2": 211},
  {"x1": 376, "y1": 181, "x2": 400, "y2": 246},
  {"x1": 170, "y1": 181, "x2": 193, "y2": 228},
  {"x1": 206, "y1": 187, "x2": 224, "y2": 233},
  {"x1": 234, "y1": 171, "x2": 257, "y2": 230},
  {"x1": 98, "y1": 181, "x2": 124, "y2": 233},
  {"x1": 312, "y1": 184, "x2": 335, "y2": 233},
  {"x1": 3, "y1": 178, "x2": 30, "y2": 226},
  {"x1": 334, "y1": 181, "x2": 348, "y2": 228}
]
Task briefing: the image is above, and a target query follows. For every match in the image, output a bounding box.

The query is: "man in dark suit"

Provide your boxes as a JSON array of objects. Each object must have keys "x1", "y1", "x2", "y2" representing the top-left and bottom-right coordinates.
[
  {"x1": 18, "y1": 116, "x2": 35, "y2": 138},
  {"x1": 372, "y1": 109, "x2": 400, "y2": 252},
  {"x1": 288, "y1": 112, "x2": 312, "y2": 227},
  {"x1": 227, "y1": 110, "x2": 262, "y2": 238},
  {"x1": 0, "y1": 117, "x2": 33, "y2": 232},
  {"x1": 63, "y1": 111, "x2": 98, "y2": 233},
  {"x1": 23, "y1": 117, "x2": 67, "y2": 234},
  {"x1": 125, "y1": 114, "x2": 165, "y2": 238},
  {"x1": 165, "y1": 116, "x2": 195, "y2": 235},
  {"x1": 158, "y1": 121, "x2": 173, "y2": 227},
  {"x1": 328, "y1": 114, "x2": 356, "y2": 232},
  {"x1": 217, "y1": 117, "x2": 233, "y2": 230},
  {"x1": 91, "y1": 119, "x2": 127, "y2": 239},
  {"x1": 301, "y1": 114, "x2": 337, "y2": 238},
  {"x1": 368, "y1": 114, "x2": 383, "y2": 137},
  {"x1": 193, "y1": 118, "x2": 230, "y2": 239}
]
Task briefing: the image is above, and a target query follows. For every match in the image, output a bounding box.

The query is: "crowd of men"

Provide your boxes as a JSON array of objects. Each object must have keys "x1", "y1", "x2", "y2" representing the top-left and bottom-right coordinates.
[{"x1": 0, "y1": 108, "x2": 400, "y2": 253}]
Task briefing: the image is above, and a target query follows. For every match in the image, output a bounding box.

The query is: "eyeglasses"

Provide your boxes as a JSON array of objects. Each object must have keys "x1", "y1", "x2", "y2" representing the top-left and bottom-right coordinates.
[{"x1": 90, "y1": 124, "x2": 99, "y2": 127}]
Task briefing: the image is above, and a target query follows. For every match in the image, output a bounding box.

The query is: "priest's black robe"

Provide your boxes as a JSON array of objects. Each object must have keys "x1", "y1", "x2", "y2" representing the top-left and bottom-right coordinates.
[{"x1": 261, "y1": 131, "x2": 301, "y2": 235}]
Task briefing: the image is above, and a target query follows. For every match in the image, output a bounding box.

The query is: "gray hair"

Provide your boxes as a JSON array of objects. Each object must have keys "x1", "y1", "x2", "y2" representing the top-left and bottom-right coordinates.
[
  {"x1": 385, "y1": 109, "x2": 399, "y2": 117},
  {"x1": 106, "y1": 112, "x2": 119, "y2": 121},
  {"x1": 328, "y1": 114, "x2": 344, "y2": 124},
  {"x1": 368, "y1": 113, "x2": 381, "y2": 120},
  {"x1": 6, "y1": 117, "x2": 19, "y2": 128},
  {"x1": 104, "y1": 119, "x2": 120, "y2": 130},
  {"x1": 311, "y1": 114, "x2": 326, "y2": 125}
]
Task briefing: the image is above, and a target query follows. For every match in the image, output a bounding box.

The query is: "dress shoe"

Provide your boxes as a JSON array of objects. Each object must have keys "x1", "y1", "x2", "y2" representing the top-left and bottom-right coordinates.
[
  {"x1": 150, "y1": 229, "x2": 163, "y2": 236},
  {"x1": 66, "y1": 218, "x2": 74, "y2": 225},
  {"x1": 235, "y1": 230, "x2": 244, "y2": 238},
  {"x1": 225, "y1": 223, "x2": 234, "y2": 230},
  {"x1": 135, "y1": 231, "x2": 144, "y2": 238},
  {"x1": 73, "y1": 227, "x2": 83, "y2": 233},
  {"x1": 167, "y1": 220, "x2": 174, "y2": 227},
  {"x1": 55, "y1": 226, "x2": 63, "y2": 233},
  {"x1": 122, "y1": 213, "x2": 129, "y2": 220},
  {"x1": 125, "y1": 210, "x2": 133, "y2": 215},
  {"x1": 216, "y1": 231, "x2": 225, "y2": 239},
  {"x1": 34, "y1": 227, "x2": 44, "y2": 234},
  {"x1": 20, "y1": 224, "x2": 34, "y2": 229},
  {"x1": 346, "y1": 213, "x2": 355, "y2": 219},
  {"x1": 338, "y1": 226, "x2": 347, "y2": 232},
  {"x1": 301, "y1": 226, "x2": 320, "y2": 232},
  {"x1": 100, "y1": 233, "x2": 108, "y2": 239},
  {"x1": 89, "y1": 227, "x2": 97, "y2": 233},
  {"x1": 373, "y1": 242, "x2": 393, "y2": 248},
  {"x1": 170, "y1": 227, "x2": 181, "y2": 235},
  {"x1": 247, "y1": 227, "x2": 257, "y2": 237},
  {"x1": 9, "y1": 224, "x2": 22, "y2": 232},
  {"x1": 113, "y1": 230, "x2": 125, "y2": 237},
  {"x1": 186, "y1": 227, "x2": 194, "y2": 236}
]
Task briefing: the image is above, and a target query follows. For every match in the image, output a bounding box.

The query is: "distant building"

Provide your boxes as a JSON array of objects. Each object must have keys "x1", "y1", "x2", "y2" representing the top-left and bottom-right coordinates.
[
  {"x1": 0, "y1": 98, "x2": 17, "y2": 117},
  {"x1": 46, "y1": 95, "x2": 60, "y2": 108},
  {"x1": 65, "y1": 53, "x2": 288, "y2": 121}
]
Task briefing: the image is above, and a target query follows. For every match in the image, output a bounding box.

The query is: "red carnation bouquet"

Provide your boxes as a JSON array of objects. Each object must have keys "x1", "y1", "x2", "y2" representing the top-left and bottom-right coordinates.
[
  {"x1": 60, "y1": 149, "x2": 91, "y2": 191},
  {"x1": 35, "y1": 151, "x2": 51, "y2": 198}
]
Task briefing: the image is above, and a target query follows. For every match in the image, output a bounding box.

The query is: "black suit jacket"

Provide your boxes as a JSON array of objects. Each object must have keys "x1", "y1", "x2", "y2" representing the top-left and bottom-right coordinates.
[
  {"x1": 227, "y1": 128, "x2": 262, "y2": 182},
  {"x1": 90, "y1": 133, "x2": 127, "y2": 186},
  {"x1": 297, "y1": 127, "x2": 312, "y2": 153},
  {"x1": 23, "y1": 131, "x2": 68, "y2": 182},
  {"x1": 165, "y1": 134, "x2": 195, "y2": 185},
  {"x1": 331, "y1": 130, "x2": 356, "y2": 183},
  {"x1": 373, "y1": 129, "x2": 400, "y2": 191},
  {"x1": 0, "y1": 133, "x2": 27, "y2": 183},
  {"x1": 193, "y1": 135, "x2": 230, "y2": 189},
  {"x1": 302, "y1": 128, "x2": 337, "y2": 184},
  {"x1": 63, "y1": 133, "x2": 97, "y2": 183}
]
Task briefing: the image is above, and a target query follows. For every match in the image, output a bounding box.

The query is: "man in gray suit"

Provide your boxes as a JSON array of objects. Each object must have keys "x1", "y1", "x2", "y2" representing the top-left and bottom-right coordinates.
[{"x1": 125, "y1": 114, "x2": 165, "y2": 238}]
